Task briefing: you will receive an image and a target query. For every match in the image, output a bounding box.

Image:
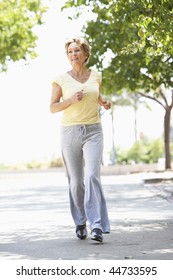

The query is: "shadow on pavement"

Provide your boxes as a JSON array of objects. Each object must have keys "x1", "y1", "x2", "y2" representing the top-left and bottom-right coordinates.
[
  {"x1": 0, "y1": 220, "x2": 173, "y2": 260},
  {"x1": 0, "y1": 171, "x2": 173, "y2": 260}
]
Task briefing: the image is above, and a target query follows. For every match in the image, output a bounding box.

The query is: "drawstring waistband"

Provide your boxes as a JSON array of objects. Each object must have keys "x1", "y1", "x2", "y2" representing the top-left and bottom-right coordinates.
[{"x1": 79, "y1": 125, "x2": 86, "y2": 137}]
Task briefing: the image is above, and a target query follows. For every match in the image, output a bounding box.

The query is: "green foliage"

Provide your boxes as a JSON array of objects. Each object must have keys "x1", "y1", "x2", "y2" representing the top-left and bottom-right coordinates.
[
  {"x1": 115, "y1": 148, "x2": 129, "y2": 165},
  {"x1": 116, "y1": 138, "x2": 164, "y2": 164},
  {"x1": 0, "y1": 157, "x2": 64, "y2": 171},
  {"x1": 49, "y1": 157, "x2": 64, "y2": 168},
  {"x1": 0, "y1": 0, "x2": 48, "y2": 71},
  {"x1": 146, "y1": 138, "x2": 164, "y2": 163},
  {"x1": 63, "y1": 0, "x2": 173, "y2": 94},
  {"x1": 127, "y1": 141, "x2": 149, "y2": 163},
  {"x1": 63, "y1": 0, "x2": 173, "y2": 169}
]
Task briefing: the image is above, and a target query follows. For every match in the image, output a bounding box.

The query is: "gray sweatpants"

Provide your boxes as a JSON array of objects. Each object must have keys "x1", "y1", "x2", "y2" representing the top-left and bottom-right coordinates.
[{"x1": 61, "y1": 123, "x2": 110, "y2": 233}]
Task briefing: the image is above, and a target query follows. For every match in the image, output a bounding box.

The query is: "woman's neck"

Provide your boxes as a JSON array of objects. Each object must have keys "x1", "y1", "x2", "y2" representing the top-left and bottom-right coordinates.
[
  {"x1": 69, "y1": 67, "x2": 91, "y2": 83},
  {"x1": 71, "y1": 66, "x2": 87, "y2": 77}
]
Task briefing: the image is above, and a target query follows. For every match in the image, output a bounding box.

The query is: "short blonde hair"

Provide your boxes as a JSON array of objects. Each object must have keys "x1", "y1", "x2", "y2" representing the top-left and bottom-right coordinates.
[{"x1": 65, "y1": 37, "x2": 91, "y2": 64}]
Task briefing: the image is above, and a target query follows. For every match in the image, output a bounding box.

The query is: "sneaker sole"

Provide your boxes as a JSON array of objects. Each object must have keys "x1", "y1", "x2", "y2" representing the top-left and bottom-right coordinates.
[
  {"x1": 91, "y1": 236, "x2": 103, "y2": 243},
  {"x1": 77, "y1": 234, "x2": 87, "y2": 240}
]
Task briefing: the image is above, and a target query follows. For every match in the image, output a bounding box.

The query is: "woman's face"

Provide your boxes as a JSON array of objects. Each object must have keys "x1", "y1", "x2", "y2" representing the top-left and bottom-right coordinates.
[{"x1": 67, "y1": 42, "x2": 87, "y2": 67}]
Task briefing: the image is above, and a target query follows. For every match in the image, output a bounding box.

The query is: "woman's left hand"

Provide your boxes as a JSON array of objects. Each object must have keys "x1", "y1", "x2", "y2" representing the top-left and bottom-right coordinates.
[{"x1": 99, "y1": 97, "x2": 111, "y2": 110}]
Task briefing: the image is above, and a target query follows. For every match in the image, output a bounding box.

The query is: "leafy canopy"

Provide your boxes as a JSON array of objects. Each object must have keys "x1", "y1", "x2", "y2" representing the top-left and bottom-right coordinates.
[
  {"x1": 63, "y1": 0, "x2": 173, "y2": 95},
  {"x1": 0, "y1": 0, "x2": 48, "y2": 71}
]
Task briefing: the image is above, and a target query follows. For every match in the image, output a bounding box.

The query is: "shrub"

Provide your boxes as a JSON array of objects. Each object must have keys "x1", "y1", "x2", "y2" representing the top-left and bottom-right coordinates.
[{"x1": 115, "y1": 138, "x2": 164, "y2": 164}]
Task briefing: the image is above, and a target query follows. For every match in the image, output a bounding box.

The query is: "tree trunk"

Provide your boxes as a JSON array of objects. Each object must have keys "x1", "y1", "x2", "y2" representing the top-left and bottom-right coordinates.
[
  {"x1": 138, "y1": 90, "x2": 173, "y2": 170},
  {"x1": 164, "y1": 107, "x2": 171, "y2": 169}
]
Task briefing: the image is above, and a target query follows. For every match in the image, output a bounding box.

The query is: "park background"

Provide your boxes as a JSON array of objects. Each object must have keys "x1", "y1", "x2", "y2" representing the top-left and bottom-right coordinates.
[{"x1": 0, "y1": 0, "x2": 171, "y2": 169}]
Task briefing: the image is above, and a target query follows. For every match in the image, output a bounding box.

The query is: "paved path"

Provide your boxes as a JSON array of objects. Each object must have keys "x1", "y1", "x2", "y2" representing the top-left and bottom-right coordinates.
[{"x1": 0, "y1": 170, "x2": 173, "y2": 260}]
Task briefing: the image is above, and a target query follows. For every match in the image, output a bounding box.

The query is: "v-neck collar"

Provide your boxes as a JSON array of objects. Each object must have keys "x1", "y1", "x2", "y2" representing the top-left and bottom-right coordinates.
[{"x1": 66, "y1": 69, "x2": 92, "y2": 84}]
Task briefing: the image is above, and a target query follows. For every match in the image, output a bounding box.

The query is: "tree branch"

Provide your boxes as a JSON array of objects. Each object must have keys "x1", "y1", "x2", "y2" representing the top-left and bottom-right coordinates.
[
  {"x1": 137, "y1": 92, "x2": 166, "y2": 110},
  {"x1": 159, "y1": 89, "x2": 168, "y2": 107}
]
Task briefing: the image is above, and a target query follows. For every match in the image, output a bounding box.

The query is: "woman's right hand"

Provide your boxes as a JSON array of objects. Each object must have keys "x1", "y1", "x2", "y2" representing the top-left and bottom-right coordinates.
[
  {"x1": 50, "y1": 85, "x2": 84, "y2": 113},
  {"x1": 71, "y1": 90, "x2": 84, "y2": 103}
]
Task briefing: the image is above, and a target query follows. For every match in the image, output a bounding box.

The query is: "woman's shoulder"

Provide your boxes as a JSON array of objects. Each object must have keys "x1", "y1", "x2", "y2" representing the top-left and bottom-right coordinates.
[{"x1": 52, "y1": 72, "x2": 68, "y2": 85}]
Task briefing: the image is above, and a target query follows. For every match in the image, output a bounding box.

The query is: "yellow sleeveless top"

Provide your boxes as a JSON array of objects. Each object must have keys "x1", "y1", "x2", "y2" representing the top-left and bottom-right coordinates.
[{"x1": 52, "y1": 68, "x2": 101, "y2": 126}]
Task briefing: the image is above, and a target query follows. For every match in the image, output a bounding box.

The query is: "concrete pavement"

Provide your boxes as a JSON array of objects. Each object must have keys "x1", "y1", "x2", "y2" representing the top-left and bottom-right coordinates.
[{"x1": 0, "y1": 169, "x2": 173, "y2": 260}]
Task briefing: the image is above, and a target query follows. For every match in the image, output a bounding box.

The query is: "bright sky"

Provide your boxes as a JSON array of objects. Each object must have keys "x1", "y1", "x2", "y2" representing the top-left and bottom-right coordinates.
[
  {"x1": 0, "y1": 0, "x2": 84, "y2": 164},
  {"x1": 0, "y1": 0, "x2": 164, "y2": 165}
]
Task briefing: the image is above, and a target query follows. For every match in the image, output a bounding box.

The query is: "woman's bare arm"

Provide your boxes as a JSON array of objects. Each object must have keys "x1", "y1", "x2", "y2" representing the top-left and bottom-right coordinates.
[{"x1": 50, "y1": 83, "x2": 83, "y2": 113}]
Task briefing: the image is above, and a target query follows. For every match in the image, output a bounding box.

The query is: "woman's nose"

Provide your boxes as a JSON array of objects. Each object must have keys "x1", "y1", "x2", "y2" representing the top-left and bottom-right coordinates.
[{"x1": 72, "y1": 51, "x2": 77, "y2": 55}]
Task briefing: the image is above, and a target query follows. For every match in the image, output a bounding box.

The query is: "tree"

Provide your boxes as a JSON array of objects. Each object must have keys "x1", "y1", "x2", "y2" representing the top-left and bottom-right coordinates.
[
  {"x1": 63, "y1": 0, "x2": 173, "y2": 169},
  {"x1": 0, "y1": 0, "x2": 48, "y2": 71}
]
